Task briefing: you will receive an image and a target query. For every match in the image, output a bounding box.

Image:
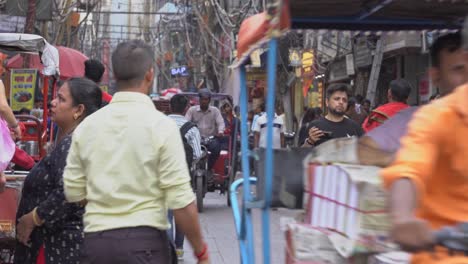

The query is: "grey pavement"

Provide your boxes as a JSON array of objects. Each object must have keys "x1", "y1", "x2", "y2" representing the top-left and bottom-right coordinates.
[{"x1": 179, "y1": 192, "x2": 300, "y2": 264}]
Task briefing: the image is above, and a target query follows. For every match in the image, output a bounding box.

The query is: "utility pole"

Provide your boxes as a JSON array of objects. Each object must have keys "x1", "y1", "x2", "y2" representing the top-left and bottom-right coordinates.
[
  {"x1": 24, "y1": 0, "x2": 37, "y2": 67},
  {"x1": 24, "y1": 0, "x2": 37, "y2": 34}
]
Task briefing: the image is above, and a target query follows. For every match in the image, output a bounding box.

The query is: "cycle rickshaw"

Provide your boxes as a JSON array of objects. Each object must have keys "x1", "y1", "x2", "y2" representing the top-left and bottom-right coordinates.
[{"x1": 229, "y1": 1, "x2": 468, "y2": 263}]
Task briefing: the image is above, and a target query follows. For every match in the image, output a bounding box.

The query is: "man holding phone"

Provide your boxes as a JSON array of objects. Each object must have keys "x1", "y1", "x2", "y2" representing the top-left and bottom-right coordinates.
[{"x1": 303, "y1": 83, "x2": 364, "y2": 147}]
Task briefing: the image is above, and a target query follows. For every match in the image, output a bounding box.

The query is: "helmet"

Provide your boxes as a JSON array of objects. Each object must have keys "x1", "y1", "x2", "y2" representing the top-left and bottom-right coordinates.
[{"x1": 198, "y1": 88, "x2": 212, "y2": 99}]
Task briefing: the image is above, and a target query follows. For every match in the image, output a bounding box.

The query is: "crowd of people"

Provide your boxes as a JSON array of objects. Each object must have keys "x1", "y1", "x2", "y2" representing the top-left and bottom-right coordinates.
[
  {"x1": 1, "y1": 40, "x2": 210, "y2": 264},
  {"x1": 297, "y1": 30, "x2": 468, "y2": 264},
  {"x1": 0, "y1": 23, "x2": 467, "y2": 264}
]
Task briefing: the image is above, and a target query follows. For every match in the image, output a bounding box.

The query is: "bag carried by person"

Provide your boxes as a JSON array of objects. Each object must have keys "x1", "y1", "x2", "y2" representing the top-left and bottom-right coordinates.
[
  {"x1": 0, "y1": 119, "x2": 15, "y2": 171},
  {"x1": 180, "y1": 122, "x2": 196, "y2": 166}
]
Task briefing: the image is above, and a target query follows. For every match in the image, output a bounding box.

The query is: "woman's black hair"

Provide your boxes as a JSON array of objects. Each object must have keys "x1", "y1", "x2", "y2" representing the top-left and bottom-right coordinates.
[
  {"x1": 65, "y1": 77, "x2": 102, "y2": 118},
  {"x1": 302, "y1": 108, "x2": 317, "y2": 124}
]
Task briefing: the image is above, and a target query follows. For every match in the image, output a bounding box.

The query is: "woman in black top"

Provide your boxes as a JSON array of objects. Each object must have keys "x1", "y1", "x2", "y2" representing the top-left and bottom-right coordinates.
[{"x1": 14, "y1": 78, "x2": 102, "y2": 264}]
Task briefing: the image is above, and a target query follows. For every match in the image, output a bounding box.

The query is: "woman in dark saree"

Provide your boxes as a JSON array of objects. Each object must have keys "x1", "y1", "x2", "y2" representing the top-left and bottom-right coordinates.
[{"x1": 14, "y1": 78, "x2": 102, "y2": 264}]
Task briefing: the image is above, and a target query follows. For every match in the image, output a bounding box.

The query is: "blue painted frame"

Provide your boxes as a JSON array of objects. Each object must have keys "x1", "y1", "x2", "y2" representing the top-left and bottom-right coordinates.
[{"x1": 230, "y1": 38, "x2": 278, "y2": 264}]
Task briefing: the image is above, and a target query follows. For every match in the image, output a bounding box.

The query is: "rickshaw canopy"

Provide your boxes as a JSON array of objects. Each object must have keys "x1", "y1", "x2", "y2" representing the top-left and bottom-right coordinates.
[
  {"x1": 290, "y1": 0, "x2": 468, "y2": 30},
  {"x1": 233, "y1": 0, "x2": 468, "y2": 67},
  {"x1": 7, "y1": 46, "x2": 89, "y2": 79},
  {"x1": 0, "y1": 33, "x2": 59, "y2": 76}
]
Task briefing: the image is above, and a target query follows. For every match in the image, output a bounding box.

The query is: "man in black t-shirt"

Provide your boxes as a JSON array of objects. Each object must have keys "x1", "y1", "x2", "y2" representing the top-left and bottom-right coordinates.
[{"x1": 303, "y1": 84, "x2": 364, "y2": 147}]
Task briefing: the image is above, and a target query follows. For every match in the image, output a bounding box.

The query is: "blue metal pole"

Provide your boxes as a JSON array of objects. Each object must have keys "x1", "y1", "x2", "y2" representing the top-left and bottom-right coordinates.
[
  {"x1": 230, "y1": 178, "x2": 256, "y2": 264},
  {"x1": 262, "y1": 38, "x2": 278, "y2": 264},
  {"x1": 238, "y1": 65, "x2": 255, "y2": 263}
]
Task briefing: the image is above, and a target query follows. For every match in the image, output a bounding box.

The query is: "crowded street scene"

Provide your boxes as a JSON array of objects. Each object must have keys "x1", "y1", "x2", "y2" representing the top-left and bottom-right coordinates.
[{"x1": 2, "y1": 0, "x2": 468, "y2": 264}]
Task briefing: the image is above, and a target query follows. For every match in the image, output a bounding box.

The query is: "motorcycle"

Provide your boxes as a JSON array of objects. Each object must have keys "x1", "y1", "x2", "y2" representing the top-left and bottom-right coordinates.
[{"x1": 192, "y1": 135, "x2": 238, "y2": 212}]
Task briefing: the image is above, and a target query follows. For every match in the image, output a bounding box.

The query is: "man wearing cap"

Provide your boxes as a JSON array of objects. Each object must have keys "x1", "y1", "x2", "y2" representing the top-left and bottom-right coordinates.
[
  {"x1": 185, "y1": 89, "x2": 225, "y2": 172},
  {"x1": 362, "y1": 79, "x2": 412, "y2": 132}
]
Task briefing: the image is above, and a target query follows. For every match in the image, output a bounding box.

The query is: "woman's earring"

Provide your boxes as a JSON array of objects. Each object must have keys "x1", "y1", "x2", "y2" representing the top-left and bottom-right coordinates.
[{"x1": 73, "y1": 114, "x2": 78, "y2": 120}]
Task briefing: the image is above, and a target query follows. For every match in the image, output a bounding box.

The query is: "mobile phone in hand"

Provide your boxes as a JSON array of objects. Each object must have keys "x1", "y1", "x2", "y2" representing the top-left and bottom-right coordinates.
[{"x1": 321, "y1": 131, "x2": 333, "y2": 139}]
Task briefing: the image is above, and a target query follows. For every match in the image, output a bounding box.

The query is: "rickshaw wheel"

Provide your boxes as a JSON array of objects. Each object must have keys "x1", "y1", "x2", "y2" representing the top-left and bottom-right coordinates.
[{"x1": 196, "y1": 176, "x2": 204, "y2": 213}]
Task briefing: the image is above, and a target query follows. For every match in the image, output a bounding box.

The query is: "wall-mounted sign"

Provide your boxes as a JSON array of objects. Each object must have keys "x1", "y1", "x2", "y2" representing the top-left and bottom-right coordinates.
[
  {"x1": 354, "y1": 37, "x2": 372, "y2": 68},
  {"x1": 171, "y1": 66, "x2": 189, "y2": 77},
  {"x1": 329, "y1": 58, "x2": 348, "y2": 82}
]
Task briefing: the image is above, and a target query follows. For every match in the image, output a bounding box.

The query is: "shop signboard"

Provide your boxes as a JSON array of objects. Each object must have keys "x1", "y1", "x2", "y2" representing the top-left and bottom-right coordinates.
[
  {"x1": 302, "y1": 51, "x2": 314, "y2": 77},
  {"x1": 329, "y1": 58, "x2": 348, "y2": 82},
  {"x1": 10, "y1": 69, "x2": 37, "y2": 111},
  {"x1": 353, "y1": 37, "x2": 372, "y2": 68},
  {"x1": 383, "y1": 32, "x2": 422, "y2": 53},
  {"x1": 171, "y1": 66, "x2": 189, "y2": 77}
]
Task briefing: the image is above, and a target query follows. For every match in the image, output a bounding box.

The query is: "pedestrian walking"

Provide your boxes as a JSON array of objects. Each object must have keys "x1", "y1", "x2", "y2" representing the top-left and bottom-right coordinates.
[
  {"x1": 168, "y1": 94, "x2": 203, "y2": 261},
  {"x1": 63, "y1": 40, "x2": 210, "y2": 264}
]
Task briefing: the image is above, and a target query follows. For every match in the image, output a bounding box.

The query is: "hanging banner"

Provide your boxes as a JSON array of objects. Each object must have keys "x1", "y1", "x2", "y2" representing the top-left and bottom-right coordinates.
[{"x1": 10, "y1": 69, "x2": 37, "y2": 111}]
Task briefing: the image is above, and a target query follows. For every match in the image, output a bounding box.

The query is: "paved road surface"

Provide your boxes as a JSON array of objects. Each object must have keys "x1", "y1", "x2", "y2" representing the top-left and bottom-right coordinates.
[{"x1": 178, "y1": 192, "x2": 299, "y2": 264}]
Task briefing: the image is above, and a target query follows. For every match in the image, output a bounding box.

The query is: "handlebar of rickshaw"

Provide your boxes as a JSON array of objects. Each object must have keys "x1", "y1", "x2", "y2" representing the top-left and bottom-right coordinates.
[{"x1": 433, "y1": 223, "x2": 468, "y2": 254}]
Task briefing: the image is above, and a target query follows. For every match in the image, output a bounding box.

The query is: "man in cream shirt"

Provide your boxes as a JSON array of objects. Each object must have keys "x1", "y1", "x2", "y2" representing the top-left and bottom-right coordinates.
[{"x1": 63, "y1": 40, "x2": 210, "y2": 264}]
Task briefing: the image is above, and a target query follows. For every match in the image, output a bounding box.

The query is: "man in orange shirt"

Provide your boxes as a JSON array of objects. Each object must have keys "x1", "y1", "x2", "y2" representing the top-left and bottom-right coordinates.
[
  {"x1": 362, "y1": 79, "x2": 411, "y2": 132},
  {"x1": 381, "y1": 28, "x2": 468, "y2": 262}
]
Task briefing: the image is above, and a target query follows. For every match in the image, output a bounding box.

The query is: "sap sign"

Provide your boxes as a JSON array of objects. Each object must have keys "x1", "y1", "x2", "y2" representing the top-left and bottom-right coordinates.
[{"x1": 171, "y1": 66, "x2": 189, "y2": 76}]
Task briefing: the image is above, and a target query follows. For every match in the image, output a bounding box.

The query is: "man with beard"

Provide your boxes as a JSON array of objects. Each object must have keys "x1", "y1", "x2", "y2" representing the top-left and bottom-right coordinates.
[{"x1": 303, "y1": 83, "x2": 364, "y2": 147}]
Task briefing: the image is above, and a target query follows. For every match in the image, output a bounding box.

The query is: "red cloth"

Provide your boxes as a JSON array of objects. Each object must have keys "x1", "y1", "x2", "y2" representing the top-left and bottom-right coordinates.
[
  {"x1": 102, "y1": 92, "x2": 112, "y2": 103},
  {"x1": 362, "y1": 102, "x2": 409, "y2": 133},
  {"x1": 10, "y1": 123, "x2": 35, "y2": 169},
  {"x1": 11, "y1": 147, "x2": 35, "y2": 170},
  {"x1": 36, "y1": 245, "x2": 45, "y2": 264},
  {"x1": 223, "y1": 117, "x2": 235, "y2": 136}
]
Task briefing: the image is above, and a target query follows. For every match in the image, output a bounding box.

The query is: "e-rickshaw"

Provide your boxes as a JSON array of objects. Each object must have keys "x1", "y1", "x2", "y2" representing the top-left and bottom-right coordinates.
[{"x1": 0, "y1": 33, "x2": 59, "y2": 263}]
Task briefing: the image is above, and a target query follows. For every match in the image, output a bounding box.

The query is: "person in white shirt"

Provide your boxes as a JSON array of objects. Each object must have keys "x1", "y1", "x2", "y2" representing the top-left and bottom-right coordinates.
[
  {"x1": 251, "y1": 103, "x2": 265, "y2": 132},
  {"x1": 252, "y1": 102, "x2": 285, "y2": 149}
]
